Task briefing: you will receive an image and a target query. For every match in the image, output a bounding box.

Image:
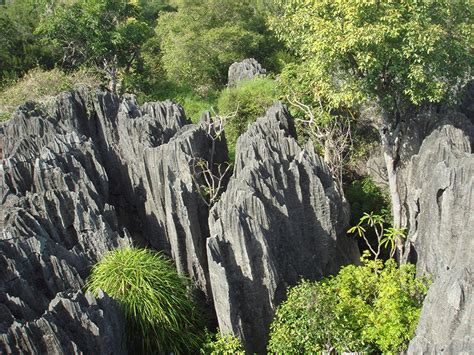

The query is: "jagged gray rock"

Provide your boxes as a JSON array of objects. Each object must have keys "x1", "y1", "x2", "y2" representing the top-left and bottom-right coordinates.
[
  {"x1": 1, "y1": 98, "x2": 131, "y2": 353},
  {"x1": 207, "y1": 103, "x2": 359, "y2": 353},
  {"x1": 1, "y1": 290, "x2": 126, "y2": 355},
  {"x1": 142, "y1": 119, "x2": 228, "y2": 298},
  {"x1": 400, "y1": 124, "x2": 474, "y2": 353},
  {"x1": 1, "y1": 89, "x2": 211, "y2": 353},
  {"x1": 227, "y1": 58, "x2": 266, "y2": 87}
]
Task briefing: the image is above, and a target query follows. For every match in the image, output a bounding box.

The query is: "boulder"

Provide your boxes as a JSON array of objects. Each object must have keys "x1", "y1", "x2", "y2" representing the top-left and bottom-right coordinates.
[
  {"x1": 227, "y1": 58, "x2": 266, "y2": 87},
  {"x1": 207, "y1": 103, "x2": 359, "y2": 353}
]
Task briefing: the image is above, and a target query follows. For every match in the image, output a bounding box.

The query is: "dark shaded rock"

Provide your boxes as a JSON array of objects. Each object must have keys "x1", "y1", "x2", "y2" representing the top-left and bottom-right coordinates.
[
  {"x1": 399, "y1": 125, "x2": 474, "y2": 353},
  {"x1": 142, "y1": 120, "x2": 229, "y2": 298},
  {"x1": 459, "y1": 80, "x2": 474, "y2": 123},
  {"x1": 207, "y1": 103, "x2": 359, "y2": 353},
  {"x1": 227, "y1": 58, "x2": 266, "y2": 87},
  {"x1": 1, "y1": 290, "x2": 126, "y2": 355}
]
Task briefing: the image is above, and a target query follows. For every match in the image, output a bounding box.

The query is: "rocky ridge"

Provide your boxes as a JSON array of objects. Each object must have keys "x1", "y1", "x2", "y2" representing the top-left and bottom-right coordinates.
[
  {"x1": 5, "y1": 84, "x2": 470, "y2": 353},
  {"x1": 207, "y1": 103, "x2": 359, "y2": 353},
  {"x1": 0, "y1": 89, "x2": 217, "y2": 353},
  {"x1": 401, "y1": 123, "x2": 474, "y2": 353},
  {"x1": 1, "y1": 88, "x2": 358, "y2": 353}
]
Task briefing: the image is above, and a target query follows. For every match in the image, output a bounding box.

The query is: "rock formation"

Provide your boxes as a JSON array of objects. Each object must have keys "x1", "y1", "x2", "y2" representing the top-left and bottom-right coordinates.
[
  {"x1": 207, "y1": 103, "x2": 359, "y2": 353},
  {"x1": 1, "y1": 291, "x2": 126, "y2": 355},
  {"x1": 400, "y1": 123, "x2": 474, "y2": 353},
  {"x1": 227, "y1": 58, "x2": 266, "y2": 87},
  {"x1": 3, "y1": 84, "x2": 473, "y2": 354},
  {"x1": 1, "y1": 98, "x2": 130, "y2": 353},
  {"x1": 142, "y1": 117, "x2": 229, "y2": 298},
  {"x1": 1, "y1": 89, "x2": 223, "y2": 352}
]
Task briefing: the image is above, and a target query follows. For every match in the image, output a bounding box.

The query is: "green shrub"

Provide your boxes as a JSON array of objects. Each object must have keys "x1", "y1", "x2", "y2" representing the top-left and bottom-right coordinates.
[
  {"x1": 200, "y1": 330, "x2": 244, "y2": 355},
  {"x1": 346, "y1": 177, "x2": 390, "y2": 227},
  {"x1": 268, "y1": 255, "x2": 430, "y2": 353},
  {"x1": 217, "y1": 77, "x2": 280, "y2": 160},
  {"x1": 86, "y1": 247, "x2": 203, "y2": 354},
  {"x1": 0, "y1": 67, "x2": 101, "y2": 120}
]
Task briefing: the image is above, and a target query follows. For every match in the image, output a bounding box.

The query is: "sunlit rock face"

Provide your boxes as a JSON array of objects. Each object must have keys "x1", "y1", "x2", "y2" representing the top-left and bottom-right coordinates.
[
  {"x1": 400, "y1": 123, "x2": 474, "y2": 354},
  {"x1": 227, "y1": 58, "x2": 266, "y2": 87},
  {"x1": 207, "y1": 103, "x2": 359, "y2": 353}
]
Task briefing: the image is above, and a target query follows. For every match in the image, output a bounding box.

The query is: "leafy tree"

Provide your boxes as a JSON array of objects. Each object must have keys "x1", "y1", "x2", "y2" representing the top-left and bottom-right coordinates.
[
  {"x1": 0, "y1": 0, "x2": 56, "y2": 85},
  {"x1": 86, "y1": 247, "x2": 203, "y2": 354},
  {"x1": 154, "y1": 0, "x2": 281, "y2": 93},
  {"x1": 268, "y1": 254, "x2": 430, "y2": 353},
  {"x1": 270, "y1": 0, "x2": 473, "y2": 243},
  {"x1": 36, "y1": 0, "x2": 153, "y2": 92}
]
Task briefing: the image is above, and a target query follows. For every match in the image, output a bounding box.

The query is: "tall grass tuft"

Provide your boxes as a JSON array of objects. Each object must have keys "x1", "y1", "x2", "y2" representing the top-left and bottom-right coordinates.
[{"x1": 86, "y1": 247, "x2": 203, "y2": 354}]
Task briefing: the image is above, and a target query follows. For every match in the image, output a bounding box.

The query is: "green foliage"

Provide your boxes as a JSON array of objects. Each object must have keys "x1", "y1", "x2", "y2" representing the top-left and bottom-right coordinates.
[
  {"x1": 0, "y1": 0, "x2": 56, "y2": 85},
  {"x1": 36, "y1": 0, "x2": 153, "y2": 90},
  {"x1": 270, "y1": 0, "x2": 473, "y2": 116},
  {"x1": 345, "y1": 177, "x2": 389, "y2": 227},
  {"x1": 86, "y1": 247, "x2": 203, "y2": 354},
  {"x1": 200, "y1": 330, "x2": 244, "y2": 355},
  {"x1": 217, "y1": 77, "x2": 280, "y2": 160},
  {"x1": 0, "y1": 67, "x2": 101, "y2": 121},
  {"x1": 154, "y1": 0, "x2": 282, "y2": 92},
  {"x1": 348, "y1": 212, "x2": 406, "y2": 259},
  {"x1": 268, "y1": 255, "x2": 431, "y2": 353}
]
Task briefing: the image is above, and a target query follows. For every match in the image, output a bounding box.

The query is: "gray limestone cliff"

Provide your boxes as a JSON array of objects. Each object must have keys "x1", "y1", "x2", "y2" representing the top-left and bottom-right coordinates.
[
  {"x1": 401, "y1": 123, "x2": 474, "y2": 353},
  {"x1": 1, "y1": 97, "x2": 131, "y2": 353},
  {"x1": 207, "y1": 103, "x2": 360, "y2": 353}
]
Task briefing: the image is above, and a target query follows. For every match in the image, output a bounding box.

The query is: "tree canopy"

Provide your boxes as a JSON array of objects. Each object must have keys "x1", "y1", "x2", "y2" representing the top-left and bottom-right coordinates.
[
  {"x1": 270, "y1": 0, "x2": 473, "y2": 116},
  {"x1": 155, "y1": 0, "x2": 281, "y2": 93},
  {"x1": 36, "y1": 0, "x2": 153, "y2": 91},
  {"x1": 268, "y1": 255, "x2": 430, "y2": 353}
]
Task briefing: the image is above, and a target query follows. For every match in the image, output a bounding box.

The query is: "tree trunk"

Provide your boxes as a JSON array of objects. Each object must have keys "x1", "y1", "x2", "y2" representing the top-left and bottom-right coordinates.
[{"x1": 379, "y1": 111, "x2": 404, "y2": 260}]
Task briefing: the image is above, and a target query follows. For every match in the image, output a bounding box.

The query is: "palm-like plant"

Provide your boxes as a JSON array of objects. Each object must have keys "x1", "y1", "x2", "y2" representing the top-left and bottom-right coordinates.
[
  {"x1": 86, "y1": 247, "x2": 202, "y2": 354},
  {"x1": 348, "y1": 212, "x2": 406, "y2": 260}
]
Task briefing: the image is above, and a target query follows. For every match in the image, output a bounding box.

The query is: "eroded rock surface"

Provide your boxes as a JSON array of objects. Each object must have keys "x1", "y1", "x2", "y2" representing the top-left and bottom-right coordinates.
[
  {"x1": 227, "y1": 58, "x2": 266, "y2": 87},
  {"x1": 1, "y1": 291, "x2": 126, "y2": 355},
  {"x1": 207, "y1": 103, "x2": 359, "y2": 353},
  {"x1": 1, "y1": 89, "x2": 219, "y2": 353},
  {"x1": 401, "y1": 124, "x2": 474, "y2": 353},
  {"x1": 1, "y1": 96, "x2": 131, "y2": 353},
  {"x1": 143, "y1": 118, "x2": 229, "y2": 298}
]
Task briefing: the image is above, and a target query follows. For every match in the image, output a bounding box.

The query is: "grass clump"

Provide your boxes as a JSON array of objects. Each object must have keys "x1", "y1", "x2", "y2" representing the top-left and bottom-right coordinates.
[
  {"x1": 86, "y1": 247, "x2": 203, "y2": 354},
  {"x1": 0, "y1": 67, "x2": 101, "y2": 121}
]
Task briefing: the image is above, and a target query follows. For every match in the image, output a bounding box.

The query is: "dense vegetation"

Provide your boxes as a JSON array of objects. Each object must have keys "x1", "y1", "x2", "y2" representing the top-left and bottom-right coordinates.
[
  {"x1": 2, "y1": 0, "x2": 472, "y2": 352},
  {"x1": 268, "y1": 254, "x2": 431, "y2": 353}
]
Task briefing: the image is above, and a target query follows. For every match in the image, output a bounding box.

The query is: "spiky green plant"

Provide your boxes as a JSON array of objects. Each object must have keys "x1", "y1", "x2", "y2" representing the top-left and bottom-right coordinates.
[{"x1": 86, "y1": 247, "x2": 202, "y2": 354}]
